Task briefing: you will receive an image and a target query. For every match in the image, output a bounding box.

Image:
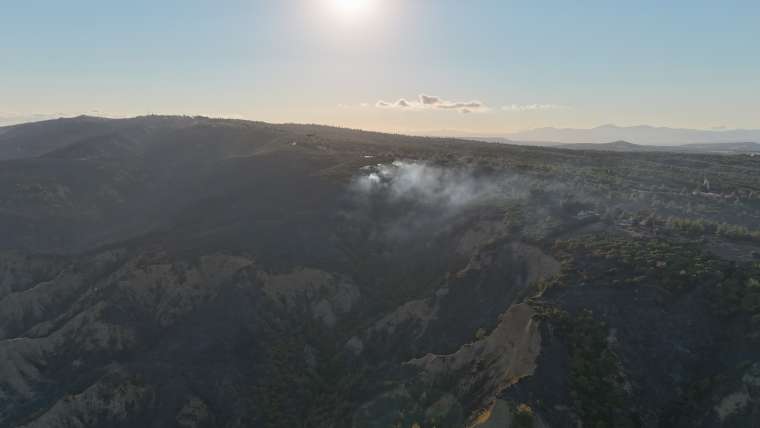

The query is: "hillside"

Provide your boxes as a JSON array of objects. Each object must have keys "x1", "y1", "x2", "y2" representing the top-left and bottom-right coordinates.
[
  {"x1": 560, "y1": 140, "x2": 646, "y2": 152},
  {"x1": 0, "y1": 116, "x2": 759, "y2": 427}
]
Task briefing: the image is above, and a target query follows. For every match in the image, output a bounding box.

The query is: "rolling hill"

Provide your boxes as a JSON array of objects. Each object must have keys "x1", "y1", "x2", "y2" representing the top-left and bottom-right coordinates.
[{"x1": 0, "y1": 116, "x2": 759, "y2": 427}]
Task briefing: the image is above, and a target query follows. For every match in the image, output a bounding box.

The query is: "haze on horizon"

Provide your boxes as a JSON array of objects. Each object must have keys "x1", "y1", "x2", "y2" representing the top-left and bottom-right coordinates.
[{"x1": 2, "y1": 0, "x2": 759, "y2": 134}]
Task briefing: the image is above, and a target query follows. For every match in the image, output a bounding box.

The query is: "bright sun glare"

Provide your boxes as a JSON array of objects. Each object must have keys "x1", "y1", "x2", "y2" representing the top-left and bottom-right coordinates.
[{"x1": 329, "y1": 0, "x2": 376, "y2": 22}]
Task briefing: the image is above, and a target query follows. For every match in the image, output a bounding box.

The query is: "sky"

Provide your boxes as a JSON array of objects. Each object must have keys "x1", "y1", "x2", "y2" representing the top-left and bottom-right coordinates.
[{"x1": 2, "y1": 0, "x2": 759, "y2": 134}]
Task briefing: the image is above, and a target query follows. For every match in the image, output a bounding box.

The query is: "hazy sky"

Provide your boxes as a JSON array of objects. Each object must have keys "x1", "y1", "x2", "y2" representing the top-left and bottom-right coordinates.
[{"x1": 2, "y1": 0, "x2": 759, "y2": 133}]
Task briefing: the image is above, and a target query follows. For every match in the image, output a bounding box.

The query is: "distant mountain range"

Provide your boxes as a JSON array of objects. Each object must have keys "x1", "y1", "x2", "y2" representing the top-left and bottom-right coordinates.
[
  {"x1": 501, "y1": 124, "x2": 760, "y2": 145},
  {"x1": 559, "y1": 140, "x2": 760, "y2": 154},
  {"x1": 425, "y1": 124, "x2": 760, "y2": 147}
]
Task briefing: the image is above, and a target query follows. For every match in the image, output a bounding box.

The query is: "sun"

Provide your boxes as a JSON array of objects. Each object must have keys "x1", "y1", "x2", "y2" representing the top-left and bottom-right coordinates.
[{"x1": 329, "y1": 0, "x2": 376, "y2": 22}]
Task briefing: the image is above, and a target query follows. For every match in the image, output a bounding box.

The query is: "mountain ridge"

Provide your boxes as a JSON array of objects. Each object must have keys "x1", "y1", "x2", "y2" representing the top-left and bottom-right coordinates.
[{"x1": 7, "y1": 116, "x2": 760, "y2": 157}]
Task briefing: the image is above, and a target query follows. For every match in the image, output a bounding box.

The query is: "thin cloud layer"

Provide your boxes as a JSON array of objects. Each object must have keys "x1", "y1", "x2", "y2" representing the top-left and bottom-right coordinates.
[
  {"x1": 0, "y1": 112, "x2": 68, "y2": 126},
  {"x1": 502, "y1": 104, "x2": 565, "y2": 111},
  {"x1": 375, "y1": 94, "x2": 488, "y2": 113}
]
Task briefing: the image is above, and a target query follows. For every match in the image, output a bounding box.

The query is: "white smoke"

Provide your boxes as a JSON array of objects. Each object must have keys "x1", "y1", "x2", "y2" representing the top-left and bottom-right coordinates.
[
  {"x1": 352, "y1": 160, "x2": 530, "y2": 211},
  {"x1": 346, "y1": 160, "x2": 539, "y2": 243},
  {"x1": 345, "y1": 160, "x2": 608, "y2": 244}
]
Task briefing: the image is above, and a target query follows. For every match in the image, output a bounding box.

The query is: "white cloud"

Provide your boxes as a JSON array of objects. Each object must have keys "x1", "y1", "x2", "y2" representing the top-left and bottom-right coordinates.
[
  {"x1": 396, "y1": 98, "x2": 412, "y2": 108},
  {"x1": 375, "y1": 94, "x2": 488, "y2": 113},
  {"x1": 419, "y1": 94, "x2": 442, "y2": 105}
]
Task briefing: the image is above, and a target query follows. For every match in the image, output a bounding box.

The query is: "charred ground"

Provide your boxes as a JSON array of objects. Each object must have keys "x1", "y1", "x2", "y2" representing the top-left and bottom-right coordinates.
[{"x1": 0, "y1": 116, "x2": 759, "y2": 427}]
